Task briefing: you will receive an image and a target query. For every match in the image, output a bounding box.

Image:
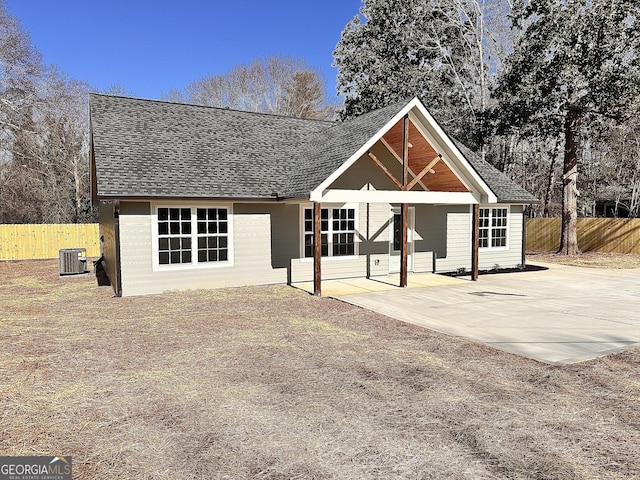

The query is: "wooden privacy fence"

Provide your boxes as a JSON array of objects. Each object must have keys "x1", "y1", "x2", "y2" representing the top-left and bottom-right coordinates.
[
  {"x1": 526, "y1": 218, "x2": 640, "y2": 254},
  {"x1": 0, "y1": 224, "x2": 100, "y2": 261}
]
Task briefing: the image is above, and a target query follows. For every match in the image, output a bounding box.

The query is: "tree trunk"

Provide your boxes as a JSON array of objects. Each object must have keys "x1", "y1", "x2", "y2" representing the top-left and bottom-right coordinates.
[
  {"x1": 543, "y1": 137, "x2": 560, "y2": 217},
  {"x1": 559, "y1": 108, "x2": 581, "y2": 255}
]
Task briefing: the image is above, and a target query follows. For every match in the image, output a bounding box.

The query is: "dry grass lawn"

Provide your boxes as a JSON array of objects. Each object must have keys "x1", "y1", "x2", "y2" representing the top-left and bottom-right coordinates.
[
  {"x1": 528, "y1": 251, "x2": 640, "y2": 269},
  {"x1": 1, "y1": 260, "x2": 639, "y2": 479}
]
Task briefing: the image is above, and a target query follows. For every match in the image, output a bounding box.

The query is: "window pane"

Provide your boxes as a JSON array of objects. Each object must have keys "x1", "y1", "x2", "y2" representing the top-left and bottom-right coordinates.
[
  {"x1": 170, "y1": 222, "x2": 180, "y2": 234},
  {"x1": 171, "y1": 251, "x2": 181, "y2": 263},
  {"x1": 198, "y1": 250, "x2": 207, "y2": 262},
  {"x1": 305, "y1": 209, "x2": 312, "y2": 220},
  {"x1": 219, "y1": 222, "x2": 228, "y2": 234},
  {"x1": 219, "y1": 237, "x2": 227, "y2": 248},
  {"x1": 159, "y1": 238, "x2": 169, "y2": 250},
  {"x1": 182, "y1": 251, "x2": 191, "y2": 263},
  {"x1": 182, "y1": 222, "x2": 191, "y2": 234},
  {"x1": 197, "y1": 223, "x2": 206, "y2": 234},
  {"x1": 305, "y1": 220, "x2": 312, "y2": 232},
  {"x1": 219, "y1": 250, "x2": 228, "y2": 261},
  {"x1": 208, "y1": 222, "x2": 217, "y2": 234},
  {"x1": 218, "y1": 209, "x2": 227, "y2": 221},
  {"x1": 181, "y1": 208, "x2": 190, "y2": 219},
  {"x1": 170, "y1": 237, "x2": 181, "y2": 249},
  {"x1": 158, "y1": 222, "x2": 168, "y2": 235},
  {"x1": 197, "y1": 208, "x2": 206, "y2": 220},
  {"x1": 158, "y1": 208, "x2": 169, "y2": 221},
  {"x1": 159, "y1": 252, "x2": 169, "y2": 264},
  {"x1": 170, "y1": 208, "x2": 180, "y2": 220}
]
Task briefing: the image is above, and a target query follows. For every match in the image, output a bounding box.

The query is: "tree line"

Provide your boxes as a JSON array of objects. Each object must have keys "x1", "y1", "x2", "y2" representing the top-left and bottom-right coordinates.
[{"x1": 2, "y1": 0, "x2": 639, "y2": 255}]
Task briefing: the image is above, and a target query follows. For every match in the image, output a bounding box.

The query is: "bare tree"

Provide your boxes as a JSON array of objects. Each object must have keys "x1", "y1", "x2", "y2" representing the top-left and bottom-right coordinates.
[{"x1": 164, "y1": 56, "x2": 334, "y2": 119}]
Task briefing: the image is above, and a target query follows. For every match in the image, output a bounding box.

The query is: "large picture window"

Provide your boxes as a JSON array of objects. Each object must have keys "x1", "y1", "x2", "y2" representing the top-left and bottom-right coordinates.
[
  {"x1": 479, "y1": 207, "x2": 508, "y2": 248},
  {"x1": 303, "y1": 206, "x2": 356, "y2": 258},
  {"x1": 156, "y1": 206, "x2": 231, "y2": 267}
]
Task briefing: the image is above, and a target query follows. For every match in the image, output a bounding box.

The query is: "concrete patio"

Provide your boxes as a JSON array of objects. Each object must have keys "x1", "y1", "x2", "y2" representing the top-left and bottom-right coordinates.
[{"x1": 320, "y1": 263, "x2": 640, "y2": 364}]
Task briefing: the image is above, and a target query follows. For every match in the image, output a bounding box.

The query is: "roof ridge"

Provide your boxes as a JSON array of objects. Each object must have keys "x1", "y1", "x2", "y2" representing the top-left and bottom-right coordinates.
[{"x1": 89, "y1": 92, "x2": 336, "y2": 124}]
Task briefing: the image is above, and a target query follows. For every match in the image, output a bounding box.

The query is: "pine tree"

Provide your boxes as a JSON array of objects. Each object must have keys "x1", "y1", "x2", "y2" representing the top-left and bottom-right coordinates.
[
  {"x1": 495, "y1": 0, "x2": 640, "y2": 254},
  {"x1": 333, "y1": 0, "x2": 508, "y2": 148}
]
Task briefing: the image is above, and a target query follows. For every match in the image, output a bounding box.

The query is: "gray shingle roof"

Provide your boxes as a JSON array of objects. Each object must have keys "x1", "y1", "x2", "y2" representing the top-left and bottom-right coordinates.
[{"x1": 90, "y1": 94, "x2": 536, "y2": 203}]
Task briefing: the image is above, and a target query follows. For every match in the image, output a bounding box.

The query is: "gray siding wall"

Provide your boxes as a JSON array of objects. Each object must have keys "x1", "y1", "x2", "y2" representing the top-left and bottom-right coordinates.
[
  {"x1": 478, "y1": 205, "x2": 524, "y2": 270},
  {"x1": 434, "y1": 204, "x2": 525, "y2": 273},
  {"x1": 116, "y1": 200, "x2": 525, "y2": 295},
  {"x1": 118, "y1": 202, "x2": 287, "y2": 296}
]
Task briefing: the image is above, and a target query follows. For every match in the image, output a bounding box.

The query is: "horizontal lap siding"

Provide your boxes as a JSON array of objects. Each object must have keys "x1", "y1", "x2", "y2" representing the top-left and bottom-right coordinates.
[
  {"x1": 363, "y1": 203, "x2": 392, "y2": 276},
  {"x1": 478, "y1": 206, "x2": 523, "y2": 269},
  {"x1": 291, "y1": 256, "x2": 367, "y2": 283},
  {"x1": 435, "y1": 207, "x2": 471, "y2": 272},
  {"x1": 119, "y1": 203, "x2": 286, "y2": 297},
  {"x1": 434, "y1": 205, "x2": 524, "y2": 273}
]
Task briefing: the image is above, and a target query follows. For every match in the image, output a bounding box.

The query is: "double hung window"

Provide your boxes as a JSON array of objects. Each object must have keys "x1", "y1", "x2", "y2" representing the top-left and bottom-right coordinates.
[
  {"x1": 478, "y1": 207, "x2": 508, "y2": 248},
  {"x1": 303, "y1": 206, "x2": 356, "y2": 258},
  {"x1": 156, "y1": 206, "x2": 230, "y2": 267}
]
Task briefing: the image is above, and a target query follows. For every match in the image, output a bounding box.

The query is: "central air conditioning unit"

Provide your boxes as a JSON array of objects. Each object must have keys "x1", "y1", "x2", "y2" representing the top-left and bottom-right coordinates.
[{"x1": 59, "y1": 248, "x2": 88, "y2": 275}]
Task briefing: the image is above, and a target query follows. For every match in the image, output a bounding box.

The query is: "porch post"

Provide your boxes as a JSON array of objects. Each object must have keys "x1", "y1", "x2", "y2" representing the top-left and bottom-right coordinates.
[
  {"x1": 400, "y1": 114, "x2": 409, "y2": 288},
  {"x1": 400, "y1": 203, "x2": 409, "y2": 287},
  {"x1": 313, "y1": 201, "x2": 322, "y2": 296},
  {"x1": 471, "y1": 204, "x2": 479, "y2": 281}
]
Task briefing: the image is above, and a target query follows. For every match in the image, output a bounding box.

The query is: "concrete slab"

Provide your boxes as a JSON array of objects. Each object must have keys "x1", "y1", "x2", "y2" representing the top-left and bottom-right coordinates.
[
  {"x1": 336, "y1": 262, "x2": 640, "y2": 365},
  {"x1": 292, "y1": 273, "x2": 466, "y2": 297}
]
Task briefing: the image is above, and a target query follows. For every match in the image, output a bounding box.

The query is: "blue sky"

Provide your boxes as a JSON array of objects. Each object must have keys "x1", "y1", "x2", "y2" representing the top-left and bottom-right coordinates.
[{"x1": 5, "y1": 0, "x2": 363, "y2": 101}]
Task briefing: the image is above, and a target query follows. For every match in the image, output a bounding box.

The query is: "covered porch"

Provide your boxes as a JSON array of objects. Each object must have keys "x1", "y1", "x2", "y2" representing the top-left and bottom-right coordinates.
[{"x1": 306, "y1": 104, "x2": 495, "y2": 296}]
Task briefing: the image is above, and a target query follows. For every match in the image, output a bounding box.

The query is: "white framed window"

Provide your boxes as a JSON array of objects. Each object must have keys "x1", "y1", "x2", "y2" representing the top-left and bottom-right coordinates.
[
  {"x1": 479, "y1": 206, "x2": 509, "y2": 249},
  {"x1": 153, "y1": 204, "x2": 233, "y2": 269},
  {"x1": 301, "y1": 205, "x2": 357, "y2": 258}
]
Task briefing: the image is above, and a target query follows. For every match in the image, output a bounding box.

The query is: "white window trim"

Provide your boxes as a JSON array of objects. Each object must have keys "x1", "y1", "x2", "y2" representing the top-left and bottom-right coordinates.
[
  {"x1": 477, "y1": 205, "x2": 510, "y2": 251},
  {"x1": 299, "y1": 203, "x2": 360, "y2": 261},
  {"x1": 151, "y1": 203, "x2": 234, "y2": 271}
]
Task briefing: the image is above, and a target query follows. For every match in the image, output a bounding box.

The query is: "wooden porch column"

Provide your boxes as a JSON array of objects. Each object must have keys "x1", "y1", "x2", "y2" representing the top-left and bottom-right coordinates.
[
  {"x1": 400, "y1": 114, "x2": 409, "y2": 288},
  {"x1": 313, "y1": 201, "x2": 322, "y2": 296},
  {"x1": 471, "y1": 204, "x2": 479, "y2": 281}
]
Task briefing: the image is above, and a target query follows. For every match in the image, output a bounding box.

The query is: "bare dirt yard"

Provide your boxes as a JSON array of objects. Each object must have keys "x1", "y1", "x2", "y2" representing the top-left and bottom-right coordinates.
[{"x1": 1, "y1": 260, "x2": 639, "y2": 479}]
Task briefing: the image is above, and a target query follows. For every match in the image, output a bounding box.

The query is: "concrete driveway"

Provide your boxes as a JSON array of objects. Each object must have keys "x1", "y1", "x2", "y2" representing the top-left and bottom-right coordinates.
[{"x1": 336, "y1": 263, "x2": 640, "y2": 364}]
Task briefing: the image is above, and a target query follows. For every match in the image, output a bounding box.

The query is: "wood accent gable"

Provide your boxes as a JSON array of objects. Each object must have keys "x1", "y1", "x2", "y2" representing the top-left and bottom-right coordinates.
[
  {"x1": 382, "y1": 117, "x2": 469, "y2": 193},
  {"x1": 367, "y1": 151, "x2": 403, "y2": 190}
]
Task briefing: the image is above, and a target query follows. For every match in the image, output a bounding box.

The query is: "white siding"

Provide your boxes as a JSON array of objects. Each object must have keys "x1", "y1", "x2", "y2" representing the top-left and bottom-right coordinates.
[
  {"x1": 478, "y1": 205, "x2": 524, "y2": 270},
  {"x1": 118, "y1": 202, "x2": 287, "y2": 296},
  {"x1": 435, "y1": 206, "x2": 472, "y2": 272},
  {"x1": 434, "y1": 204, "x2": 525, "y2": 273}
]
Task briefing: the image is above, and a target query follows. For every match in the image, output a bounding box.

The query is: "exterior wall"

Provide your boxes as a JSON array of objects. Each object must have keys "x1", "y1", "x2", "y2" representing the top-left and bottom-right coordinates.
[
  {"x1": 433, "y1": 204, "x2": 525, "y2": 273},
  {"x1": 114, "y1": 200, "x2": 526, "y2": 295},
  {"x1": 118, "y1": 202, "x2": 287, "y2": 296},
  {"x1": 98, "y1": 200, "x2": 119, "y2": 295},
  {"x1": 478, "y1": 204, "x2": 524, "y2": 270}
]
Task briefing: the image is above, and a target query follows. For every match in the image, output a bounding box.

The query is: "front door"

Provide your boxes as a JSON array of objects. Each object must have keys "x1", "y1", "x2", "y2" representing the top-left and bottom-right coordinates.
[{"x1": 389, "y1": 207, "x2": 414, "y2": 273}]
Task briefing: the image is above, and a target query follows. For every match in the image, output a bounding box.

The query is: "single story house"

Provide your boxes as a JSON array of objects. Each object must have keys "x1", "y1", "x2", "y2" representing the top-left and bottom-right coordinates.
[{"x1": 89, "y1": 94, "x2": 537, "y2": 297}]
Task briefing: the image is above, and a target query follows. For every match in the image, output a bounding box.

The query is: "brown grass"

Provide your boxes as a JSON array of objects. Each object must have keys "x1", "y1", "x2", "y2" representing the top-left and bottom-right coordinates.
[
  {"x1": 1, "y1": 260, "x2": 639, "y2": 479},
  {"x1": 528, "y1": 251, "x2": 640, "y2": 269}
]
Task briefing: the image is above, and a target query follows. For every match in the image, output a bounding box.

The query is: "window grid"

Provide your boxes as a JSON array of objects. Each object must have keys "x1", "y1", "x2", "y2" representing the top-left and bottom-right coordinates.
[
  {"x1": 197, "y1": 208, "x2": 229, "y2": 263},
  {"x1": 157, "y1": 207, "x2": 230, "y2": 266},
  {"x1": 158, "y1": 208, "x2": 192, "y2": 265},
  {"x1": 491, "y1": 208, "x2": 508, "y2": 247},
  {"x1": 478, "y1": 207, "x2": 508, "y2": 249},
  {"x1": 304, "y1": 207, "x2": 355, "y2": 258}
]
